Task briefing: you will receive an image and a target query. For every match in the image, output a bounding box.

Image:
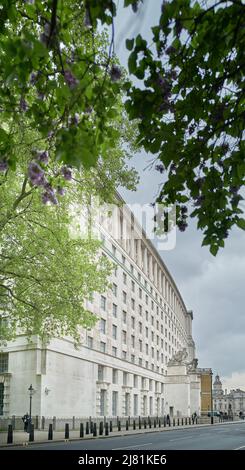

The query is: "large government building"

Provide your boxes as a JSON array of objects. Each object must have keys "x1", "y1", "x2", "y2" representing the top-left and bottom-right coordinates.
[{"x1": 0, "y1": 198, "x2": 207, "y2": 420}]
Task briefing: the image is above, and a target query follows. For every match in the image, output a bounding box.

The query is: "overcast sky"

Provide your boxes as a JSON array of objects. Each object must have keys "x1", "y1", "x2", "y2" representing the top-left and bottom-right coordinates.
[{"x1": 114, "y1": 0, "x2": 245, "y2": 391}]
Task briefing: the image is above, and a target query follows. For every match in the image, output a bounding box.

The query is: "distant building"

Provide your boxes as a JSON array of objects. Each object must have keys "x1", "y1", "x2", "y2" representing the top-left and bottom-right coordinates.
[{"x1": 213, "y1": 374, "x2": 245, "y2": 417}]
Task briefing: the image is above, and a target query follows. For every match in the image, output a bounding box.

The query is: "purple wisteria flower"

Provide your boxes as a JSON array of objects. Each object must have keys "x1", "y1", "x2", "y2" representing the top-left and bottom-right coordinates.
[
  {"x1": 0, "y1": 160, "x2": 8, "y2": 172},
  {"x1": 20, "y1": 97, "x2": 28, "y2": 112},
  {"x1": 109, "y1": 65, "x2": 122, "y2": 82},
  {"x1": 36, "y1": 150, "x2": 49, "y2": 165},
  {"x1": 61, "y1": 166, "x2": 72, "y2": 181},
  {"x1": 64, "y1": 70, "x2": 78, "y2": 89},
  {"x1": 28, "y1": 161, "x2": 45, "y2": 186},
  {"x1": 57, "y1": 186, "x2": 65, "y2": 196}
]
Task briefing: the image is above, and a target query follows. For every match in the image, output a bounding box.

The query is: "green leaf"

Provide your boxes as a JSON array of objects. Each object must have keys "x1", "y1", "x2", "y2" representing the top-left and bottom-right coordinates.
[
  {"x1": 126, "y1": 38, "x2": 134, "y2": 51},
  {"x1": 210, "y1": 244, "x2": 219, "y2": 256},
  {"x1": 237, "y1": 218, "x2": 245, "y2": 230}
]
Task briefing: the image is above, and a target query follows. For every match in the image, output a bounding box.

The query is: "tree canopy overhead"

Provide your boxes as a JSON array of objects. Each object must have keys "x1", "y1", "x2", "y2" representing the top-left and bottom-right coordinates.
[{"x1": 0, "y1": 0, "x2": 244, "y2": 255}]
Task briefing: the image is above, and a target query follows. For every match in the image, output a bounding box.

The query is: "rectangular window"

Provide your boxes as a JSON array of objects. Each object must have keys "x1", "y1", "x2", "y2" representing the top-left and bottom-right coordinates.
[
  {"x1": 151, "y1": 316, "x2": 154, "y2": 326},
  {"x1": 100, "y1": 319, "x2": 106, "y2": 334},
  {"x1": 123, "y1": 291, "x2": 127, "y2": 303},
  {"x1": 112, "y1": 303, "x2": 117, "y2": 317},
  {"x1": 112, "y1": 346, "x2": 117, "y2": 357},
  {"x1": 112, "y1": 325, "x2": 117, "y2": 340},
  {"x1": 100, "y1": 341, "x2": 106, "y2": 353},
  {"x1": 100, "y1": 389, "x2": 106, "y2": 415},
  {"x1": 139, "y1": 322, "x2": 142, "y2": 333},
  {"x1": 131, "y1": 335, "x2": 135, "y2": 348},
  {"x1": 146, "y1": 310, "x2": 149, "y2": 321},
  {"x1": 145, "y1": 327, "x2": 148, "y2": 338},
  {"x1": 101, "y1": 296, "x2": 106, "y2": 310},
  {"x1": 122, "y1": 255, "x2": 126, "y2": 264},
  {"x1": 139, "y1": 305, "x2": 142, "y2": 316},
  {"x1": 139, "y1": 357, "x2": 142, "y2": 366},
  {"x1": 112, "y1": 245, "x2": 116, "y2": 256},
  {"x1": 138, "y1": 273, "x2": 141, "y2": 282},
  {"x1": 151, "y1": 347, "x2": 154, "y2": 358},
  {"x1": 0, "y1": 383, "x2": 4, "y2": 416},
  {"x1": 131, "y1": 354, "x2": 135, "y2": 363},
  {"x1": 112, "y1": 283, "x2": 117, "y2": 296},
  {"x1": 149, "y1": 396, "x2": 153, "y2": 415},
  {"x1": 133, "y1": 394, "x2": 138, "y2": 416},
  {"x1": 139, "y1": 339, "x2": 143, "y2": 352},
  {"x1": 123, "y1": 372, "x2": 128, "y2": 386},
  {"x1": 146, "y1": 343, "x2": 149, "y2": 354},
  {"x1": 122, "y1": 351, "x2": 127, "y2": 360},
  {"x1": 112, "y1": 391, "x2": 118, "y2": 416},
  {"x1": 0, "y1": 353, "x2": 8, "y2": 373},
  {"x1": 133, "y1": 375, "x2": 138, "y2": 388},
  {"x1": 112, "y1": 369, "x2": 118, "y2": 384},
  {"x1": 122, "y1": 330, "x2": 127, "y2": 344},
  {"x1": 123, "y1": 310, "x2": 127, "y2": 323},
  {"x1": 131, "y1": 298, "x2": 135, "y2": 310},
  {"x1": 87, "y1": 336, "x2": 93, "y2": 348},
  {"x1": 149, "y1": 379, "x2": 153, "y2": 391},
  {"x1": 125, "y1": 393, "x2": 130, "y2": 416},
  {"x1": 123, "y1": 272, "x2": 127, "y2": 284},
  {"x1": 114, "y1": 266, "x2": 117, "y2": 277},
  {"x1": 98, "y1": 365, "x2": 104, "y2": 381},
  {"x1": 139, "y1": 288, "x2": 142, "y2": 299},
  {"x1": 131, "y1": 317, "x2": 135, "y2": 329},
  {"x1": 146, "y1": 294, "x2": 148, "y2": 305},
  {"x1": 130, "y1": 264, "x2": 134, "y2": 274},
  {"x1": 131, "y1": 280, "x2": 135, "y2": 292}
]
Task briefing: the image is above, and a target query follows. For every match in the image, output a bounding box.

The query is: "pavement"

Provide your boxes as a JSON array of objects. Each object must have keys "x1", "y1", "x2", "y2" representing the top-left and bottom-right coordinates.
[{"x1": 1, "y1": 420, "x2": 245, "y2": 450}]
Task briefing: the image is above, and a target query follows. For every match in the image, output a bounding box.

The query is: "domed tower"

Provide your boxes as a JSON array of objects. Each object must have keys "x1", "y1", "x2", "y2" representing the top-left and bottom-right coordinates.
[{"x1": 213, "y1": 374, "x2": 223, "y2": 398}]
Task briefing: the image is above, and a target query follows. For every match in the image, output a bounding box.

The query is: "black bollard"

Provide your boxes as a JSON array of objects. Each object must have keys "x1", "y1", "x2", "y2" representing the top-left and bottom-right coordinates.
[
  {"x1": 118, "y1": 420, "x2": 121, "y2": 431},
  {"x1": 159, "y1": 418, "x2": 161, "y2": 428},
  {"x1": 154, "y1": 419, "x2": 156, "y2": 428},
  {"x1": 168, "y1": 418, "x2": 171, "y2": 427},
  {"x1": 29, "y1": 424, "x2": 34, "y2": 442},
  {"x1": 110, "y1": 421, "x2": 113, "y2": 432},
  {"x1": 86, "y1": 422, "x2": 89, "y2": 434},
  {"x1": 133, "y1": 420, "x2": 136, "y2": 430},
  {"x1": 182, "y1": 418, "x2": 184, "y2": 426},
  {"x1": 149, "y1": 418, "x2": 152, "y2": 428},
  {"x1": 99, "y1": 421, "x2": 104, "y2": 436},
  {"x1": 105, "y1": 422, "x2": 109, "y2": 436},
  {"x1": 185, "y1": 418, "x2": 187, "y2": 425},
  {"x1": 126, "y1": 420, "x2": 129, "y2": 431},
  {"x1": 80, "y1": 423, "x2": 84, "y2": 438},
  {"x1": 178, "y1": 418, "x2": 179, "y2": 426},
  {"x1": 139, "y1": 418, "x2": 141, "y2": 429},
  {"x1": 65, "y1": 423, "x2": 69, "y2": 439},
  {"x1": 144, "y1": 419, "x2": 147, "y2": 429},
  {"x1": 173, "y1": 418, "x2": 175, "y2": 427},
  {"x1": 7, "y1": 424, "x2": 13, "y2": 444},
  {"x1": 93, "y1": 423, "x2": 97, "y2": 437},
  {"x1": 91, "y1": 422, "x2": 94, "y2": 434},
  {"x1": 189, "y1": 418, "x2": 191, "y2": 425},
  {"x1": 164, "y1": 417, "x2": 166, "y2": 427},
  {"x1": 48, "y1": 423, "x2": 53, "y2": 440}
]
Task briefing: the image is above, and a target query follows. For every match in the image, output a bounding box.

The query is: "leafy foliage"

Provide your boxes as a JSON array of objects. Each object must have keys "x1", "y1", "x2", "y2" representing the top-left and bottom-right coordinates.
[
  {"x1": 0, "y1": 142, "x2": 115, "y2": 343},
  {"x1": 0, "y1": 0, "x2": 244, "y2": 255},
  {"x1": 123, "y1": 0, "x2": 245, "y2": 254}
]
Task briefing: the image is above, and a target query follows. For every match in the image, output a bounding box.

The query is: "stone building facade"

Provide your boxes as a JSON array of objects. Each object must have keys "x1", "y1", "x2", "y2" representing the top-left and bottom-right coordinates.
[
  {"x1": 213, "y1": 374, "x2": 245, "y2": 417},
  {"x1": 0, "y1": 199, "x2": 204, "y2": 419}
]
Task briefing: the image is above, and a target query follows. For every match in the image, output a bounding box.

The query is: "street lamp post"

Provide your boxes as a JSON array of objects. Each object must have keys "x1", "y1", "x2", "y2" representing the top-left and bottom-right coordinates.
[{"x1": 28, "y1": 384, "x2": 35, "y2": 432}]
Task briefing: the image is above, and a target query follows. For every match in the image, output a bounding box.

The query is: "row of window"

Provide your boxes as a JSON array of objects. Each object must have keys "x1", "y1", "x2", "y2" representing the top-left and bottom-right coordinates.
[
  {"x1": 98, "y1": 366, "x2": 164, "y2": 392},
  {"x1": 100, "y1": 389, "x2": 164, "y2": 417}
]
